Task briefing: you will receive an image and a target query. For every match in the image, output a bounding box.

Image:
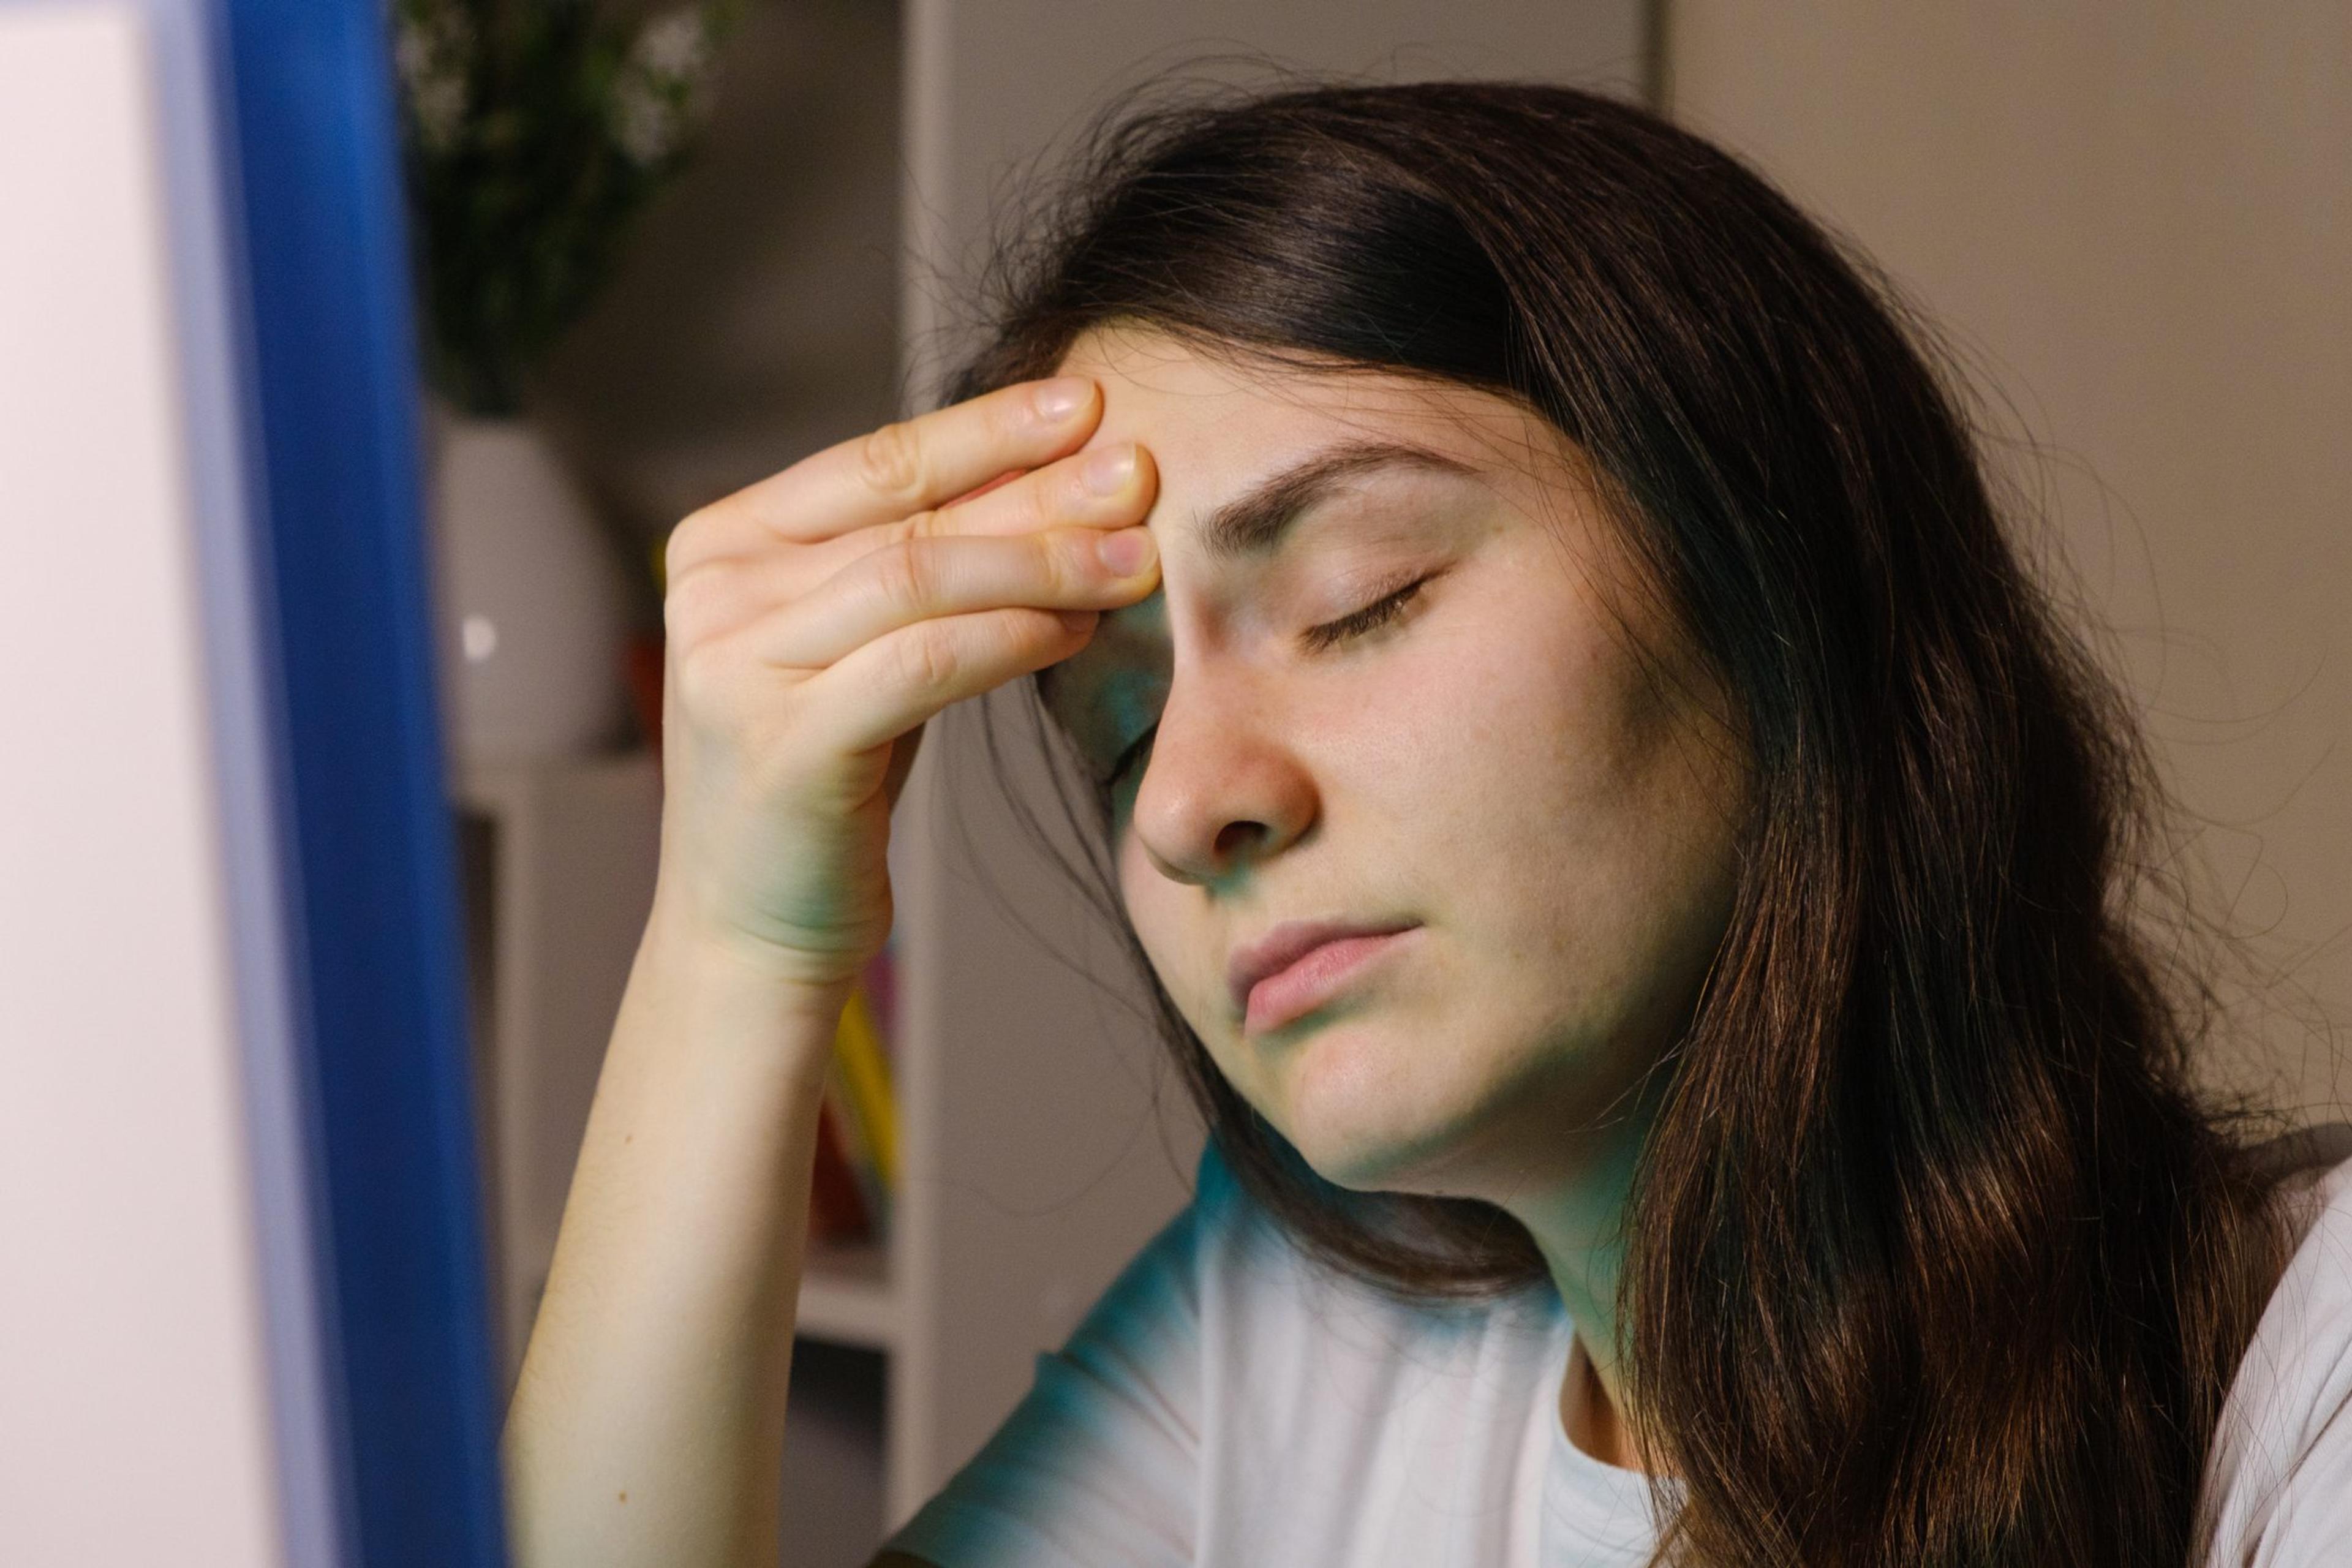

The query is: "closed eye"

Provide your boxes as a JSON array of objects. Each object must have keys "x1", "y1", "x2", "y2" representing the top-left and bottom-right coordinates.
[
  {"x1": 1098, "y1": 573, "x2": 1441, "y2": 788},
  {"x1": 1300, "y1": 572, "x2": 1434, "y2": 653}
]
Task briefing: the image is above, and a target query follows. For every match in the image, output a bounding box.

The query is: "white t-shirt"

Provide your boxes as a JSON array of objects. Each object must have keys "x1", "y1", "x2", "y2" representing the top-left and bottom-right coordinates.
[{"x1": 883, "y1": 1135, "x2": 2352, "y2": 1567}]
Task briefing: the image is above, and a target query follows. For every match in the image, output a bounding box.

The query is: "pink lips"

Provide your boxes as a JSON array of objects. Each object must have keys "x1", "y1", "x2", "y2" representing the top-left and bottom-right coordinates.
[{"x1": 1228, "y1": 919, "x2": 1421, "y2": 1035}]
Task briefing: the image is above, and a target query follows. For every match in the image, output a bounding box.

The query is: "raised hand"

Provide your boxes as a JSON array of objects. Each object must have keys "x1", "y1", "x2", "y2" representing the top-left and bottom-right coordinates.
[{"x1": 649, "y1": 375, "x2": 1161, "y2": 993}]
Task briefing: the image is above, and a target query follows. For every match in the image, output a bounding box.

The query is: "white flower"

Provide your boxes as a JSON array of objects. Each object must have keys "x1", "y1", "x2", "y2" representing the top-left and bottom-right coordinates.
[
  {"x1": 411, "y1": 75, "x2": 469, "y2": 153},
  {"x1": 394, "y1": 22, "x2": 431, "y2": 83},
  {"x1": 631, "y1": 9, "x2": 711, "y2": 85},
  {"x1": 610, "y1": 6, "x2": 722, "y2": 167},
  {"x1": 611, "y1": 77, "x2": 680, "y2": 167},
  {"x1": 394, "y1": 5, "x2": 474, "y2": 156}
]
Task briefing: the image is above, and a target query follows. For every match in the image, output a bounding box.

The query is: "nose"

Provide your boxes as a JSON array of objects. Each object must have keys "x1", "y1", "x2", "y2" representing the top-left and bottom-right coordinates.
[{"x1": 1128, "y1": 670, "x2": 1318, "y2": 887}]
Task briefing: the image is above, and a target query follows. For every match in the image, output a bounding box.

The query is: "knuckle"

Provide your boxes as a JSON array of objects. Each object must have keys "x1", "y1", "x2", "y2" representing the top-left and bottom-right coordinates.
[
  {"x1": 675, "y1": 491, "x2": 748, "y2": 543},
  {"x1": 669, "y1": 639, "x2": 731, "y2": 714},
  {"x1": 894, "y1": 622, "x2": 961, "y2": 694},
  {"x1": 857, "y1": 420, "x2": 926, "y2": 502},
  {"x1": 661, "y1": 594, "x2": 697, "y2": 649},
  {"x1": 1049, "y1": 530, "x2": 1097, "y2": 595},
  {"x1": 673, "y1": 499, "x2": 723, "y2": 539},
  {"x1": 873, "y1": 539, "x2": 938, "y2": 613},
  {"x1": 663, "y1": 564, "x2": 734, "y2": 641},
  {"x1": 997, "y1": 399, "x2": 1047, "y2": 468},
  {"x1": 1003, "y1": 606, "x2": 1059, "y2": 653},
  {"x1": 1020, "y1": 470, "x2": 1066, "y2": 531},
  {"x1": 663, "y1": 507, "x2": 717, "y2": 574}
]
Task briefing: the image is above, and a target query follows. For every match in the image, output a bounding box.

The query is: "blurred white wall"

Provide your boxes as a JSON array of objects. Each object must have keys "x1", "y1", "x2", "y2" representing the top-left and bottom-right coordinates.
[
  {"x1": 897, "y1": 0, "x2": 1649, "y2": 407},
  {"x1": 533, "y1": 0, "x2": 1651, "y2": 594},
  {"x1": 533, "y1": 0, "x2": 910, "y2": 603},
  {"x1": 1669, "y1": 1, "x2": 2352, "y2": 1117},
  {"x1": 0, "y1": 7, "x2": 286, "y2": 1562}
]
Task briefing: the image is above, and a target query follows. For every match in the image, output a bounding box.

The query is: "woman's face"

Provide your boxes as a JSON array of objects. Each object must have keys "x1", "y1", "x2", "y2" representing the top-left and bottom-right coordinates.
[{"x1": 1041, "y1": 326, "x2": 1747, "y2": 1205}]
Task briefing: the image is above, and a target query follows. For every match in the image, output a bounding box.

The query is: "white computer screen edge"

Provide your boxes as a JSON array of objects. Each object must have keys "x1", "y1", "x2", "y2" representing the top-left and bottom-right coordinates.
[{"x1": 0, "y1": 2, "x2": 341, "y2": 1564}]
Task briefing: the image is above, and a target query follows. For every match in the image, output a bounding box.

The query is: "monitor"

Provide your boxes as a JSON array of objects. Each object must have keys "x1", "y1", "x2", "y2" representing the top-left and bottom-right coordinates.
[{"x1": 0, "y1": 1, "x2": 508, "y2": 1562}]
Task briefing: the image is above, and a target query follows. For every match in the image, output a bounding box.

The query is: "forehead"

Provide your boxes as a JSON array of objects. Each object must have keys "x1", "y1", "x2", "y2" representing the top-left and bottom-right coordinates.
[
  {"x1": 1054, "y1": 325, "x2": 1556, "y2": 523},
  {"x1": 1036, "y1": 326, "x2": 1597, "y2": 731}
]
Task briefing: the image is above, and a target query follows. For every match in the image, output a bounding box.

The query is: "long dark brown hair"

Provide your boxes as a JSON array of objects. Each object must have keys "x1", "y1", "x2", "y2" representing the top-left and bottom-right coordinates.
[{"x1": 939, "y1": 76, "x2": 2293, "y2": 1566}]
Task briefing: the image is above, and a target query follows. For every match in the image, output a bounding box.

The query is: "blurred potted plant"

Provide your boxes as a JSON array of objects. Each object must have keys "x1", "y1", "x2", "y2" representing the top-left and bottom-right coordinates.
[{"x1": 394, "y1": 0, "x2": 744, "y2": 763}]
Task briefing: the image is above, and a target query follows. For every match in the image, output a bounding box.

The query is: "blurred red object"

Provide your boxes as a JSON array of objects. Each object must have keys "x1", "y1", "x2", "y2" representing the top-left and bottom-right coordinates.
[
  {"x1": 808, "y1": 1092, "x2": 872, "y2": 1243},
  {"x1": 623, "y1": 631, "x2": 664, "y2": 766}
]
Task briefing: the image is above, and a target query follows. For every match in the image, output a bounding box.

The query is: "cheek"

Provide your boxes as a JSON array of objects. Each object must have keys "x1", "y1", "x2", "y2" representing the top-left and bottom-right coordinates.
[
  {"x1": 1115, "y1": 836, "x2": 1208, "y2": 1016},
  {"x1": 1371, "y1": 603, "x2": 1738, "y2": 1022},
  {"x1": 1104, "y1": 589, "x2": 1743, "y2": 1168},
  {"x1": 1363, "y1": 603, "x2": 1631, "y2": 851}
]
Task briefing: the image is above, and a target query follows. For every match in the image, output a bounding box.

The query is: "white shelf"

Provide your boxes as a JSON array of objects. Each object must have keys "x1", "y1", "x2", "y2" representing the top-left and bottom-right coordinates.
[
  {"x1": 799, "y1": 1243, "x2": 902, "y2": 1351},
  {"x1": 455, "y1": 750, "x2": 666, "y2": 1391},
  {"x1": 449, "y1": 735, "x2": 1203, "y2": 1544},
  {"x1": 454, "y1": 750, "x2": 905, "y2": 1371}
]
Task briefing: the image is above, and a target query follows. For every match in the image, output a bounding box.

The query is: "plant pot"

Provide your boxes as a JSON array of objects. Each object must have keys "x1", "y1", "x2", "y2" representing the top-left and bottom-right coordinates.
[{"x1": 424, "y1": 404, "x2": 633, "y2": 764}]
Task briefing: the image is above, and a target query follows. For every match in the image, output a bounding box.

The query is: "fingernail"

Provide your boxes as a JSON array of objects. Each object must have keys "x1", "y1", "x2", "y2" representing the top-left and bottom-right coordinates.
[
  {"x1": 1082, "y1": 443, "x2": 1137, "y2": 494},
  {"x1": 1032, "y1": 377, "x2": 1091, "y2": 422},
  {"x1": 1097, "y1": 527, "x2": 1155, "y2": 576}
]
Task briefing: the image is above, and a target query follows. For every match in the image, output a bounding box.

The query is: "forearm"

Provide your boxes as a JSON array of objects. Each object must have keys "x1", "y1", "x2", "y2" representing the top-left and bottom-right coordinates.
[{"x1": 502, "y1": 901, "x2": 851, "y2": 1568}]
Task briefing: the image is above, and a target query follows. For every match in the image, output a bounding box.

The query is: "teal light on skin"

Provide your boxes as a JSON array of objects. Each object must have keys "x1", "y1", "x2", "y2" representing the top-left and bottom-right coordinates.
[{"x1": 1039, "y1": 325, "x2": 1747, "y2": 1475}]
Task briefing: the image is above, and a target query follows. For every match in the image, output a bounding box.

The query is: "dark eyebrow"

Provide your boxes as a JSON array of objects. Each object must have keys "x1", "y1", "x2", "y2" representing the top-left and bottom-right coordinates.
[
  {"x1": 1036, "y1": 440, "x2": 1476, "y2": 711},
  {"x1": 1196, "y1": 439, "x2": 1479, "y2": 564}
]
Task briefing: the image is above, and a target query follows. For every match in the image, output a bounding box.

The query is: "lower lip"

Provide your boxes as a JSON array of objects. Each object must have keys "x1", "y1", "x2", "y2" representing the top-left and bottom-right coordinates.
[{"x1": 1245, "y1": 928, "x2": 1420, "y2": 1035}]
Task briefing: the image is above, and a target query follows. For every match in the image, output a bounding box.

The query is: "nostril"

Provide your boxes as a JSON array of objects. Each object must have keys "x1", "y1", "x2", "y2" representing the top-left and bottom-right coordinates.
[{"x1": 1213, "y1": 820, "x2": 1270, "y2": 862}]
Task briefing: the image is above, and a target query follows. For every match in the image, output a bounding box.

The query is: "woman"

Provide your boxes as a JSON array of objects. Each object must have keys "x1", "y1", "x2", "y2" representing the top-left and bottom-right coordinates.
[{"x1": 503, "y1": 81, "x2": 2352, "y2": 1567}]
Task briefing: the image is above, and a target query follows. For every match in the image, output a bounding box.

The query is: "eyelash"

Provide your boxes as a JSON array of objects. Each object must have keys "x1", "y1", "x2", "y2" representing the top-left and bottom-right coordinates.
[
  {"x1": 1299, "y1": 573, "x2": 1432, "y2": 653},
  {"x1": 1098, "y1": 574, "x2": 1434, "y2": 786}
]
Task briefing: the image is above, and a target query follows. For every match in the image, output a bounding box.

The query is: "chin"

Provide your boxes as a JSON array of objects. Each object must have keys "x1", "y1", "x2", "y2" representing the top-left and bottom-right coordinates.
[
  {"x1": 1267, "y1": 1001, "x2": 1605, "y2": 1205},
  {"x1": 1266, "y1": 1024, "x2": 1498, "y2": 1196}
]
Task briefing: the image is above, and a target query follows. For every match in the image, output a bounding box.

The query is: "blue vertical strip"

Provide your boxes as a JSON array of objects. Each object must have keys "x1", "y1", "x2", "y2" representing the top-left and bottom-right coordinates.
[
  {"x1": 138, "y1": 0, "x2": 356, "y2": 1560},
  {"x1": 215, "y1": 1, "x2": 509, "y2": 1563}
]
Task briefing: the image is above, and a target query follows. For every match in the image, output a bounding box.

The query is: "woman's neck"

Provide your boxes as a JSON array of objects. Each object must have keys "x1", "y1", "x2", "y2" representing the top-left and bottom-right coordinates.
[
  {"x1": 1560, "y1": 1327, "x2": 1646, "y2": 1469},
  {"x1": 1493, "y1": 1075, "x2": 1664, "y2": 1475}
]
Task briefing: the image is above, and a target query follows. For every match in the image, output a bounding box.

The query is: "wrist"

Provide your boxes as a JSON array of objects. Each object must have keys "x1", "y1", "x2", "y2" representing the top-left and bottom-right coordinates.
[
  {"x1": 643, "y1": 886, "x2": 867, "y2": 1002},
  {"x1": 633, "y1": 897, "x2": 861, "y2": 1075}
]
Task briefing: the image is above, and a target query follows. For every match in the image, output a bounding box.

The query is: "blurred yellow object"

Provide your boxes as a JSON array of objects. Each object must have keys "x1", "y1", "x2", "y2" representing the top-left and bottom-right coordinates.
[{"x1": 833, "y1": 984, "x2": 898, "y2": 1191}]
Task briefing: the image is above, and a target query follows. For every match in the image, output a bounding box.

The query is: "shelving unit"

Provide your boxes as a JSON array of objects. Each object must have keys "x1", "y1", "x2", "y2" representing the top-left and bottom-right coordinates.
[
  {"x1": 454, "y1": 743, "x2": 1198, "y2": 1566},
  {"x1": 455, "y1": 751, "x2": 661, "y2": 1379},
  {"x1": 455, "y1": 755, "x2": 919, "y2": 1374},
  {"x1": 798, "y1": 1240, "x2": 900, "y2": 1351}
]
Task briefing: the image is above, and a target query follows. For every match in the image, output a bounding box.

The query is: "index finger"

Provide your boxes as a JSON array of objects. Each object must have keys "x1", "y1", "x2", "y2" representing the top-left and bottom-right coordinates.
[{"x1": 705, "y1": 377, "x2": 1102, "y2": 547}]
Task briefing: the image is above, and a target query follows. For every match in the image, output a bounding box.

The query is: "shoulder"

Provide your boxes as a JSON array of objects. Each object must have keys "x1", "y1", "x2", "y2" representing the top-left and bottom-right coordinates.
[
  {"x1": 1066, "y1": 1131, "x2": 1568, "y2": 1431},
  {"x1": 2199, "y1": 1139, "x2": 2352, "y2": 1564},
  {"x1": 1033, "y1": 1134, "x2": 1291, "y2": 1381},
  {"x1": 1184, "y1": 1135, "x2": 1566, "y2": 1392}
]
